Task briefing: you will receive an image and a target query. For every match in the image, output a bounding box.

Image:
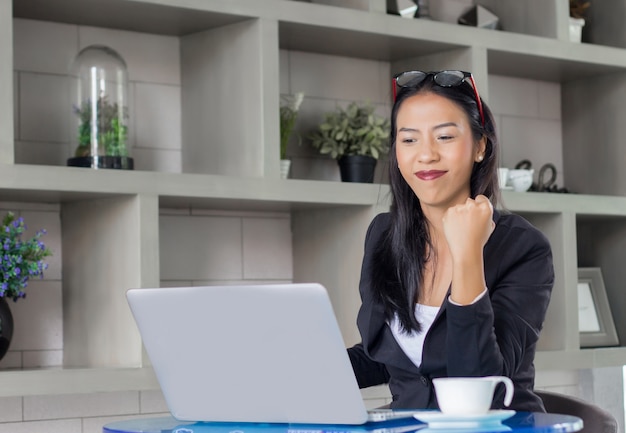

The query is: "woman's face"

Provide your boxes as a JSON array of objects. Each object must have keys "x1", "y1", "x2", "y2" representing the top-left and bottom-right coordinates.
[{"x1": 395, "y1": 92, "x2": 485, "y2": 211}]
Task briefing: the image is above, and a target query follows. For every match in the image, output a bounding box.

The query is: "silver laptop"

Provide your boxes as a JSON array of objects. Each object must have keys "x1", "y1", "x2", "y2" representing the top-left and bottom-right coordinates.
[{"x1": 126, "y1": 283, "x2": 421, "y2": 425}]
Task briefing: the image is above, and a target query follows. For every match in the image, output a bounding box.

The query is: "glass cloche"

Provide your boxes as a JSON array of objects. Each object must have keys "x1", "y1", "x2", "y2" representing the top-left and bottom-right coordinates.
[{"x1": 68, "y1": 45, "x2": 133, "y2": 169}]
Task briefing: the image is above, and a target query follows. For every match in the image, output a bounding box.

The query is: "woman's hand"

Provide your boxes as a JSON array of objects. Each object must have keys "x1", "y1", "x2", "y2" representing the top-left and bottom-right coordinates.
[
  {"x1": 443, "y1": 195, "x2": 495, "y2": 305},
  {"x1": 442, "y1": 195, "x2": 495, "y2": 258}
]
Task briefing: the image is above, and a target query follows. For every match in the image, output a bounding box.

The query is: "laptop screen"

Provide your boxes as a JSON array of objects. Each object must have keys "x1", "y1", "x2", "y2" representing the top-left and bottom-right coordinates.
[{"x1": 127, "y1": 283, "x2": 371, "y2": 424}]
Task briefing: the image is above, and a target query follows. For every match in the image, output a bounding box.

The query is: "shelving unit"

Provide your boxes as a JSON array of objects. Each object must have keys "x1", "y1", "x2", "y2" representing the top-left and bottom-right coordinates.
[{"x1": 3, "y1": 0, "x2": 626, "y2": 397}]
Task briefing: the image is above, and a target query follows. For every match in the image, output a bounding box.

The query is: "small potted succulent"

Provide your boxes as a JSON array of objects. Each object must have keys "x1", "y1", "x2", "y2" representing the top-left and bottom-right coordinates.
[{"x1": 309, "y1": 101, "x2": 390, "y2": 183}]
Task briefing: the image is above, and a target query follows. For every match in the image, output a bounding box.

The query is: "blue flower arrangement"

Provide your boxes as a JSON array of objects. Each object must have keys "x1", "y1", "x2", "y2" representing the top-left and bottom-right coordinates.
[{"x1": 0, "y1": 212, "x2": 52, "y2": 302}]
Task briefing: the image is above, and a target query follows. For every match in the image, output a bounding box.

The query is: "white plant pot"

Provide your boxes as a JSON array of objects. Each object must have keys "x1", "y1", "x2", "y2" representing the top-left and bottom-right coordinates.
[
  {"x1": 280, "y1": 159, "x2": 291, "y2": 179},
  {"x1": 569, "y1": 17, "x2": 585, "y2": 43}
]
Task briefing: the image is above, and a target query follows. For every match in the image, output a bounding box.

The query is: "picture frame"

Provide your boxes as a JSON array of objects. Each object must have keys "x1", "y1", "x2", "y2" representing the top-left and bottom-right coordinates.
[{"x1": 578, "y1": 267, "x2": 619, "y2": 348}]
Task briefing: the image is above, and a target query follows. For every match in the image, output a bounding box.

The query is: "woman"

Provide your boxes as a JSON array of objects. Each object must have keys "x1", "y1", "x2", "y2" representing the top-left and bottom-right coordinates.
[{"x1": 347, "y1": 70, "x2": 554, "y2": 412}]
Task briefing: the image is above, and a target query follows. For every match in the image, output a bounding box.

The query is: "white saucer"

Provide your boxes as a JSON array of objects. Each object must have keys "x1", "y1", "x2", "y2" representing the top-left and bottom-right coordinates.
[{"x1": 413, "y1": 410, "x2": 515, "y2": 429}]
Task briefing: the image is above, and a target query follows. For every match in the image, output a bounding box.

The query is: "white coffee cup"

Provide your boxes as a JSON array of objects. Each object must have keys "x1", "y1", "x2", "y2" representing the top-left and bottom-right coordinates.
[
  {"x1": 432, "y1": 376, "x2": 514, "y2": 415},
  {"x1": 507, "y1": 169, "x2": 534, "y2": 192}
]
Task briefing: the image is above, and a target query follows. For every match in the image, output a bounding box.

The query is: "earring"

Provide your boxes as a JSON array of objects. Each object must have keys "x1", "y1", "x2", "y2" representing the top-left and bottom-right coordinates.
[{"x1": 477, "y1": 155, "x2": 484, "y2": 162}]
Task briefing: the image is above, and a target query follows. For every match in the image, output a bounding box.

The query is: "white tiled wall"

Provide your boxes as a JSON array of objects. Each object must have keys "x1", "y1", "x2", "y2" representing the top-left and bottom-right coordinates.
[
  {"x1": 4, "y1": 15, "x2": 592, "y2": 433},
  {"x1": 159, "y1": 208, "x2": 293, "y2": 284},
  {"x1": 0, "y1": 390, "x2": 169, "y2": 433}
]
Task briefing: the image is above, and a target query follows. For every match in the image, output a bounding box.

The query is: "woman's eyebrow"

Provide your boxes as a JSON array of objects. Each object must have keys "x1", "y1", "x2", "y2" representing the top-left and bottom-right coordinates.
[
  {"x1": 398, "y1": 122, "x2": 459, "y2": 133},
  {"x1": 433, "y1": 122, "x2": 459, "y2": 130}
]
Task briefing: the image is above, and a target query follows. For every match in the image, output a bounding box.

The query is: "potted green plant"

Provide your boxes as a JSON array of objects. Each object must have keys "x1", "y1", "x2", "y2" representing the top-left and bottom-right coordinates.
[
  {"x1": 309, "y1": 101, "x2": 390, "y2": 183},
  {"x1": 68, "y1": 95, "x2": 133, "y2": 169},
  {"x1": 279, "y1": 92, "x2": 304, "y2": 179},
  {"x1": 0, "y1": 212, "x2": 52, "y2": 361}
]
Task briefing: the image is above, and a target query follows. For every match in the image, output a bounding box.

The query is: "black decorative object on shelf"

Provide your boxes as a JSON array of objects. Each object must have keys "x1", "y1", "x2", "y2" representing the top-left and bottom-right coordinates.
[
  {"x1": 68, "y1": 45, "x2": 133, "y2": 170},
  {"x1": 0, "y1": 297, "x2": 13, "y2": 361}
]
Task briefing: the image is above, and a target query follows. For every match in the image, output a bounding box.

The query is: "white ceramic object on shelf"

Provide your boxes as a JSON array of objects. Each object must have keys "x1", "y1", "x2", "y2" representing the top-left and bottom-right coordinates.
[
  {"x1": 280, "y1": 159, "x2": 291, "y2": 179},
  {"x1": 497, "y1": 167, "x2": 509, "y2": 189},
  {"x1": 569, "y1": 17, "x2": 585, "y2": 42},
  {"x1": 508, "y1": 168, "x2": 534, "y2": 192}
]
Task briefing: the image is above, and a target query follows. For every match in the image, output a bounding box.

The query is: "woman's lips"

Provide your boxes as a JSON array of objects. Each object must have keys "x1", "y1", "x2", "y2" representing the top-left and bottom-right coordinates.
[{"x1": 416, "y1": 170, "x2": 446, "y2": 180}]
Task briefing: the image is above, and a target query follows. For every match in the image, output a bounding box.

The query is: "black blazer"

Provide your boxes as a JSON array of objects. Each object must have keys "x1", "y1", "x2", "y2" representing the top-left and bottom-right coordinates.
[{"x1": 347, "y1": 210, "x2": 554, "y2": 412}]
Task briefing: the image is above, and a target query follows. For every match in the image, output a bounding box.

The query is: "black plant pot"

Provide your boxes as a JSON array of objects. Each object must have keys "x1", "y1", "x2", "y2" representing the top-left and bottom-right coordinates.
[
  {"x1": 0, "y1": 297, "x2": 13, "y2": 361},
  {"x1": 68, "y1": 156, "x2": 134, "y2": 170},
  {"x1": 338, "y1": 155, "x2": 377, "y2": 183}
]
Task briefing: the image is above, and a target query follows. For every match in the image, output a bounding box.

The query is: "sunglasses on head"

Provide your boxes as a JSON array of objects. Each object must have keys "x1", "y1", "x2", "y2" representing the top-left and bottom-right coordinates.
[{"x1": 392, "y1": 70, "x2": 485, "y2": 126}]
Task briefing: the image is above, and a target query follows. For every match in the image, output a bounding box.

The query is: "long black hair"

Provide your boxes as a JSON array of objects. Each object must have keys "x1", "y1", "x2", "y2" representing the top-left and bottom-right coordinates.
[{"x1": 374, "y1": 74, "x2": 500, "y2": 334}]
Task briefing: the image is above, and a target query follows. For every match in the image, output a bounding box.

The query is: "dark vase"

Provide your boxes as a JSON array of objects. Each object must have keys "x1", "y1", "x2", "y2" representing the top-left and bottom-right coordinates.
[
  {"x1": 0, "y1": 297, "x2": 14, "y2": 361},
  {"x1": 338, "y1": 155, "x2": 377, "y2": 183}
]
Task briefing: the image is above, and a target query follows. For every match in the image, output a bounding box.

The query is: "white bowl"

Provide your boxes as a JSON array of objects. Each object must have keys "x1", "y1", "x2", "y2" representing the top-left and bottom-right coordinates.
[{"x1": 508, "y1": 169, "x2": 534, "y2": 192}]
